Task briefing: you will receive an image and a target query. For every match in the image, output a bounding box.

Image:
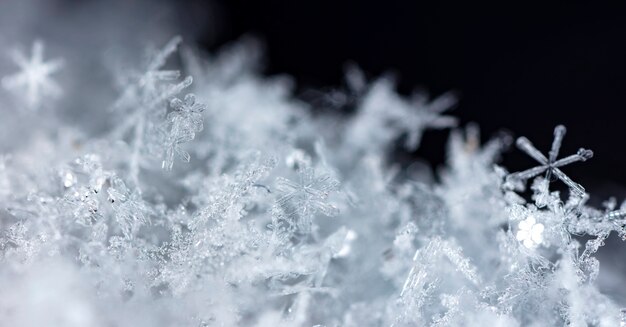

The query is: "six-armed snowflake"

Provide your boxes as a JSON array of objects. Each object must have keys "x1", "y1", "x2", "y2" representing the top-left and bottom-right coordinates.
[
  {"x1": 1, "y1": 40, "x2": 64, "y2": 109},
  {"x1": 507, "y1": 125, "x2": 593, "y2": 195}
]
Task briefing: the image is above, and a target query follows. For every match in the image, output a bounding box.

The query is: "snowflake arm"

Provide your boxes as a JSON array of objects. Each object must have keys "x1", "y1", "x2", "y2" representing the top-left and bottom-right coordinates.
[
  {"x1": 400, "y1": 237, "x2": 480, "y2": 303},
  {"x1": 553, "y1": 149, "x2": 594, "y2": 168},
  {"x1": 549, "y1": 125, "x2": 566, "y2": 163},
  {"x1": 145, "y1": 76, "x2": 192, "y2": 109},
  {"x1": 550, "y1": 165, "x2": 585, "y2": 195},
  {"x1": 1, "y1": 40, "x2": 64, "y2": 109},
  {"x1": 107, "y1": 176, "x2": 150, "y2": 238},
  {"x1": 507, "y1": 125, "x2": 593, "y2": 195},
  {"x1": 147, "y1": 36, "x2": 182, "y2": 72}
]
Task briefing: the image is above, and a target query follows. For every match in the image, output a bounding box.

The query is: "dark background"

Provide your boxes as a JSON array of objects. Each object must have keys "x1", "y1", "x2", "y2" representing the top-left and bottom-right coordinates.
[{"x1": 181, "y1": 1, "x2": 626, "y2": 200}]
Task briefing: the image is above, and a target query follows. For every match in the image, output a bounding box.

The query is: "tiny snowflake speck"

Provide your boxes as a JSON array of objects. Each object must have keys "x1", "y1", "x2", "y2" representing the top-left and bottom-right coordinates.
[{"x1": 516, "y1": 216, "x2": 544, "y2": 248}]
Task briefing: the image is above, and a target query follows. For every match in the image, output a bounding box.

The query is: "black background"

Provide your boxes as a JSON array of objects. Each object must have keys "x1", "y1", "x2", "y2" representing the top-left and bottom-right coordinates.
[{"x1": 181, "y1": 1, "x2": 626, "y2": 200}]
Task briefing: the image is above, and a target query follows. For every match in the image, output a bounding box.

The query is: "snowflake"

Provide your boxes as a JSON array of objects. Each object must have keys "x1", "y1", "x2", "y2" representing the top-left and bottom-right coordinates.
[
  {"x1": 113, "y1": 36, "x2": 192, "y2": 112},
  {"x1": 275, "y1": 166, "x2": 340, "y2": 232},
  {"x1": 108, "y1": 37, "x2": 193, "y2": 185},
  {"x1": 162, "y1": 93, "x2": 206, "y2": 170},
  {"x1": 1, "y1": 40, "x2": 64, "y2": 109},
  {"x1": 507, "y1": 125, "x2": 593, "y2": 195},
  {"x1": 399, "y1": 92, "x2": 457, "y2": 150},
  {"x1": 107, "y1": 176, "x2": 150, "y2": 238},
  {"x1": 516, "y1": 216, "x2": 544, "y2": 248}
]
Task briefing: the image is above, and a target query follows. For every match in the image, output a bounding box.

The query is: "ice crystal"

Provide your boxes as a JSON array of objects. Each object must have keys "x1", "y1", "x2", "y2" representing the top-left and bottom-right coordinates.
[
  {"x1": 113, "y1": 36, "x2": 192, "y2": 111},
  {"x1": 110, "y1": 36, "x2": 194, "y2": 185},
  {"x1": 344, "y1": 79, "x2": 457, "y2": 155},
  {"x1": 162, "y1": 93, "x2": 206, "y2": 170},
  {"x1": 0, "y1": 8, "x2": 625, "y2": 326},
  {"x1": 107, "y1": 176, "x2": 151, "y2": 238},
  {"x1": 1, "y1": 40, "x2": 64, "y2": 109},
  {"x1": 398, "y1": 91, "x2": 458, "y2": 150},
  {"x1": 507, "y1": 125, "x2": 593, "y2": 195},
  {"x1": 516, "y1": 216, "x2": 544, "y2": 248},
  {"x1": 274, "y1": 165, "x2": 340, "y2": 233}
]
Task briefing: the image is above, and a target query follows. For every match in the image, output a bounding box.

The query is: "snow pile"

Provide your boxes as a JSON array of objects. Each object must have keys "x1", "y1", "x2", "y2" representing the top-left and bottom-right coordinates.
[{"x1": 0, "y1": 2, "x2": 625, "y2": 326}]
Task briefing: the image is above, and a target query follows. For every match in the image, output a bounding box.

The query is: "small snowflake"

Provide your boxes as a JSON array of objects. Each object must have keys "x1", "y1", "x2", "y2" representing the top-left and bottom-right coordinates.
[
  {"x1": 507, "y1": 125, "x2": 593, "y2": 195},
  {"x1": 275, "y1": 166, "x2": 340, "y2": 232},
  {"x1": 516, "y1": 216, "x2": 544, "y2": 248},
  {"x1": 113, "y1": 36, "x2": 191, "y2": 112},
  {"x1": 162, "y1": 93, "x2": 206, "y2": 170},
  {"x1": 399, "y1": 92, "x2": 457, "y2": 150},
  {"x1": 1, "y1": 40, "x2": 64, "y2": 109}
]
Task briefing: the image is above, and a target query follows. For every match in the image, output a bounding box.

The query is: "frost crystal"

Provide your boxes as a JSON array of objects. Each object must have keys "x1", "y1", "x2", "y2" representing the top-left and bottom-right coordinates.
[
  {"x1": 399, "y1": 91, "x2": 458, "y2": 150},
  {"x1": 344, "y1": 79, "x2": 457, "y2": 154},
  {"x1": 275, "y1": 166, "x2": 340, "y2": 233},
  {"x1": 1, "y1": 40, "x2": 64, "y2": 109},
  {"x1": 113, "y1": 36, "x2": 192, "y2": 111},
  {"x1": 507, "y1": 125, "x2": 593, "y2": 195},
  {"x1": 109, "y1": 36, "x2": 194, "y2": 185},
  {"x1": 162, "y1": 93, "x2": 206, "y2": 170}
]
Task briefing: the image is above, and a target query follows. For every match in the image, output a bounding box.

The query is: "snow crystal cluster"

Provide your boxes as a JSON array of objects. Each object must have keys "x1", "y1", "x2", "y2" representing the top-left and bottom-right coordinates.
[{"x1": 1, "y1": 19, "x2": 626, "y2": 327}]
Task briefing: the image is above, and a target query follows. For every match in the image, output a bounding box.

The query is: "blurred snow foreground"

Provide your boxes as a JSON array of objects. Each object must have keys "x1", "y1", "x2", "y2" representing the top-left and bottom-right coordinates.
[{"x1": 1, "y1": 36, "x2": 626, "y2": 327}]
